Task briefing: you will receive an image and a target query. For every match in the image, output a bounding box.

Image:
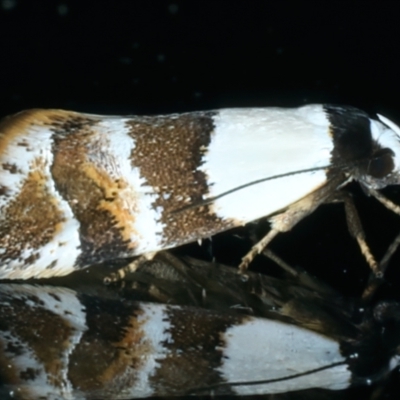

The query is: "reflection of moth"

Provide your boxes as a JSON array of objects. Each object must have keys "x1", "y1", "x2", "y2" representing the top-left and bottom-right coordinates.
[
  {"x1": 0, "y1": 257, "x2": 399, "y2": 398},
  {"x1": 1, "y1": 105, "x2": 400, "y2": 279}
]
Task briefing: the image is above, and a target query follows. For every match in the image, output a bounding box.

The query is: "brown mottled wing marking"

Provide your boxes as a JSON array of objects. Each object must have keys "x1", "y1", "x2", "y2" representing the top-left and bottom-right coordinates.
[
  {"x1": 0, "y1": 110, "x2": 68, "y2": 268},
  {"x1": 49, "y1": 113, "x2": 133, "y2": 267},
  {"x1": 68, "y1": 297, "x2": 148, "y2": 395},
  {"x1": 150, "y1": 305, "x2": 243, "y2": 395},
  {"x1": 128, "y1": 112, "x2": 232, "y2": 247},
  {"x1": 0, "y1": 109, "x2": 44, "y2": 153},
  {"x1": 0, "y1": 292, "x2": 74, "y2": 389},
  {"x1": 0, "y1": 165, "x2": 65, "y2": 266}
]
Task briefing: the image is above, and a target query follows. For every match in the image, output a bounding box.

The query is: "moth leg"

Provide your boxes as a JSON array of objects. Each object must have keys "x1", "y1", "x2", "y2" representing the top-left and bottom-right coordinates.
[
  {"x1": 103, "y1": 251, "x2": 199, "y2": 285},
  {"x1": 239, "y1": 229, "x2": 279, "y2": 273},
  {"x1": 239, "y1": 177, "x2": 343, "y2": 273},
  {"x1": 366, "y1": 187, "x2": 400, "y2": 273},
  {"x1": 362, "y1": 227, "x2": 400, "y2": 301},
  {"x1": 239, "y1": 197, "x2": 322, "y2": 273},
  {"x1": 262, "y1": 248, "x2": 299, "y2": 276},
  {"x1": 250, "y1": 225, "x2": 326, "y2": 281},
  {"x1": 125, "y1": 252, "x2": 207, "y2": 305},
  {"x1": 367, "y1": 187, "x2": 400, "y2": 215},
  {"x1": 380, "y1": 229, "x2": 400, "y2": 272},
  {"x1": 338, "y1": 192, "x2": 379, "y2": 276},
  {"x1": 103, "y1": 251, "x2": 157, "y2": 284}
]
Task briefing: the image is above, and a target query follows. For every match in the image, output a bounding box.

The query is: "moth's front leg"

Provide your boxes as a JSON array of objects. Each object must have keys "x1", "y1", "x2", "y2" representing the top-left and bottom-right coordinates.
[{"x1": 239, "y1": 176, "x2": 348, "y2": 274}]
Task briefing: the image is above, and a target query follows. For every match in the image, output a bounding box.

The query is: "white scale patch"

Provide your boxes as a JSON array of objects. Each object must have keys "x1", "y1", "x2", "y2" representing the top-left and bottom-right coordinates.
[
  {"x1": 90, "y1": 118, "x2": 164, "y2": 255},
  {"x1": 202, "y1": 105, "x2": 333, "y2": 223},
  {"x1": 0, "y1": 123, "x2": 52, "y2": 208},
  {"x1": 120, "y1": 303, "x2": 173, "y2": 398},
  {"x1": 0, "y1": 123, "x2": 82, "y2": 279},
  {"x1": 0, "y1": 285, "x2": 87, "y2": 400},
  {"x1": 218, "y1": 316, "x2": 351, "y2": 395}
]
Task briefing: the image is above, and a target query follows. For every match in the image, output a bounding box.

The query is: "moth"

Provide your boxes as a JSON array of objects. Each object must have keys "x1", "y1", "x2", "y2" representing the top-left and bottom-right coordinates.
[
  {"x1": 0, "y1": 256, "x2": 399, "y2": 399},
  {"x1": 1, "y1": 104, "x2": 400, "y2": 279}
]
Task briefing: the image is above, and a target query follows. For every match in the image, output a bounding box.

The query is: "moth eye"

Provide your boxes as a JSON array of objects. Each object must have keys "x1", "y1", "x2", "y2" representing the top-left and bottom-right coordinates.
[{"x1": 367, "y1": 148, "x2": 395, "y2": 178}]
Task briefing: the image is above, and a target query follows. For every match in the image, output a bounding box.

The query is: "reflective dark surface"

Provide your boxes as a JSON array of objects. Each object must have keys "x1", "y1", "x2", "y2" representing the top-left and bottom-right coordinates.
[{"x1": 1, "y1": 252, "x2": 400, "y2": 399}]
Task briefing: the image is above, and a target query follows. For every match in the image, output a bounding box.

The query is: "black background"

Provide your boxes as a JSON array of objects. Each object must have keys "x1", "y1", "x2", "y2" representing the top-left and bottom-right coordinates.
[{"x1": 1, "y1": 1, "x2": 400, "y2": 398}]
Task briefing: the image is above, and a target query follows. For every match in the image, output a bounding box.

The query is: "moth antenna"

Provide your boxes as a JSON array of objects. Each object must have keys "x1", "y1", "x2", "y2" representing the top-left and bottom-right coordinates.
[
  {"x1": 174, "y1": 149, "x2": 396, "y2": 215},
  {"x1": 173, "y1": 165, "x2": 331, "y2": 214},
  {"x1": 189, "y1": 361, "x2": 347, "y2": 394}
]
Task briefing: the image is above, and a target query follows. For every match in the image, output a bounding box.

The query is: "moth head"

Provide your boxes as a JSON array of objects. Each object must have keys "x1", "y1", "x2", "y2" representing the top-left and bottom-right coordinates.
[{"x1": 359, "y1": 114, "x2": 400, "y2": 188}]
